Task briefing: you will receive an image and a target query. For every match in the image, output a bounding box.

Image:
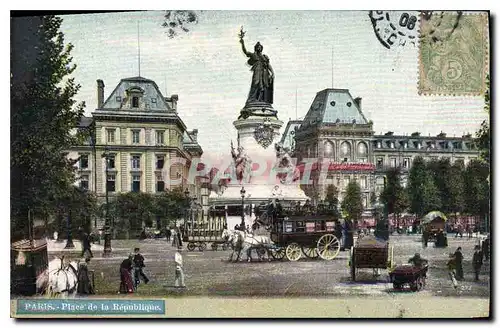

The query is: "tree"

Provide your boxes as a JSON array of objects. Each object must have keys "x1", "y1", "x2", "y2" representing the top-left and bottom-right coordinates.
[
  {"x1": 427, "y1": 158, "x2": 452, "y2": 214},
  {"x1": 476, "y1": 74, "x2": 490, "y2": 163},
  {"x1": 162, "y1": 10, "x2": 198, "y2": 39},
  {"x1": 408, "y1": 156, "x2": 441, "y2": 217},
  {"x1": 324, "y1": 184, "x2": 340, "y2": 217},
  {"x1": 380, "y1": 168, "x2": 403, "y2": 215},
  {"x1": 341, "y1": 181, "x2": 364, "y2": 226},
  {"x1": 463, "y1": 160, "x2": 489, "y2": 220},
  {"x1": 448, "y1": 161, "x2": 465, "y2": 219},
  {"x1": 11, "y1": 15, "x2": 85, "y2": 240}
]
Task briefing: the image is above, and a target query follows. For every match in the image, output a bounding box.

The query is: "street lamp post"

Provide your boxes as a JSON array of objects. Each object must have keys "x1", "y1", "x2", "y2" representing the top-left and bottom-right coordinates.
[
  {"x1": 64, "y1": 210, "x2": 75, "y2": 249},
  {"x1": 102, "y1": 147, "x2": 112, "y2": 256},
  {"x1": 240, "y1": 186, "x2": 246, "y2": 231}
]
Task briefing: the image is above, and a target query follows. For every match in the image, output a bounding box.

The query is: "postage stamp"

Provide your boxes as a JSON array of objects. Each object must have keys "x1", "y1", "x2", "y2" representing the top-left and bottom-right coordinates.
[{"x1": 418, "y1": 11, "x2": 489, "y2": 95}]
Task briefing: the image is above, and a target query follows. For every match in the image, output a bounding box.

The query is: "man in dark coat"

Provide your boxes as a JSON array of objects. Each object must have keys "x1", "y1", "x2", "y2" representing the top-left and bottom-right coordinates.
[
  {"x1": 334, "y1": 219, "x2": 343, "y2": 250},
  {"x1": 77, "y1": 258, "x2": 94, "y2": 295},
  {"x1": 472, "y1": 245, "x2": 483, "y2": 281},
  {"x1": 81, "y1": 231, "x2": 93, "y2": 258},
  {"x1": 343, "y1": 219, "x2": 354, "y2": 249},
  {"x1": 408, "y1": 253, "x2": 428, "y2": 268},
  {"x1": 133, "y1": 247, "x2": 149, "y2": 286},
  {"x1": 454, "y1": 247, "x2": 464, "y2": 280},
  {"x1": 482, "y1": 235, "x2": 490, "y2": 261}
]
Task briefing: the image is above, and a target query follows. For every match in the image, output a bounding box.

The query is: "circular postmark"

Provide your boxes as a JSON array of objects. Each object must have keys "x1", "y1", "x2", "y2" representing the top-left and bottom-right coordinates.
[{"x1": 369, "y1": 11, "x2": 419, "y2": 49}]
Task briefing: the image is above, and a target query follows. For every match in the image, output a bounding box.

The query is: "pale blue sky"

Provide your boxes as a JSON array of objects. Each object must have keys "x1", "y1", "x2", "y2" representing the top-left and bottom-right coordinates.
[{"x1": 60, "y1": 10, "x2": 488, "y2": 157}]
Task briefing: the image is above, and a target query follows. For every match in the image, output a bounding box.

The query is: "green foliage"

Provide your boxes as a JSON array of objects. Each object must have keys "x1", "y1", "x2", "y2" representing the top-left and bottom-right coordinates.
[
  {"x1": 341, "y1": 180, "x2": 363, "y2": 223},
  {"x1": 476, "y1": 74, "x2": 490, "y2": 163},
  {"x1": 463, "y1": 159, "x2": 489, "y2": 217},
  {"x1": 324, "y1": 184, "x2": 340, "y2": 217},
  {"x1": 427, "y1": 158, "x2": 453, "y2": 213},
  {"x1": 380, "y1": 168, "x2": 406, "y2": 215},
  {"x1": 408, "y1": 156, "x2": 441, "y2": 217},
  {"x1": 11, "y1": 15, "x2": 85, "y2": 240}
]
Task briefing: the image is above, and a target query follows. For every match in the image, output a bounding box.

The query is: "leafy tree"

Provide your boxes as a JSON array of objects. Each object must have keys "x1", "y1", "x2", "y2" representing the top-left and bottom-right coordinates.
[
  {"x1": 476, "y1": 74, "x2": 490, "y2": 163},
  {"x1": 341, "y1": 181, "x2": 363, "y2": 226},
  {"x1": 463, "y1": 160, "x2": 489, "y2": 219},
  {"x1": 427, "y1": 158, "x2": 452, "y2": 213},
  {"x1": 162, "y1": 10, "x2": 198, "y2": 38},
  {"x1": 448, "y1": 161, "x2": 465, "y2": 218},
  {"x1": 11, "y1": 15, "x2": 85, "y2": 240},
  {"x1": 408, "y1": 156, "x2": 441, "y2": 217},
  {"x1": 324, "y1": 184, "x2": 340, "y2": 217},
  {"x1": 380, "y1": 168, "x2": 403, "y2": 215}
]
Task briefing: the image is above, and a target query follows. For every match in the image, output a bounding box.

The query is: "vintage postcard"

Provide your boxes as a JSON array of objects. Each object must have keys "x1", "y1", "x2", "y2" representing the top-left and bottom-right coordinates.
[{"x1": 11, "y1": 10, "x2": 490, "y2": 319}]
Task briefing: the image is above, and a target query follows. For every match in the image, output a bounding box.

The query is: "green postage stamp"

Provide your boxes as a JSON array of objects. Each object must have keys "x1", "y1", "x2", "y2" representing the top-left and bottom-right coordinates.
[{"x1": 419, "y1": 12, "x2": 489, "y2": 95}]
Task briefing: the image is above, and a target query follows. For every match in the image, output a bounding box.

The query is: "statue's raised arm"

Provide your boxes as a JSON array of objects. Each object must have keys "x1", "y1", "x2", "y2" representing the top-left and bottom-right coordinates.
[{"x1": 239, "y1": 27, "x2": 251, "y2": 57}]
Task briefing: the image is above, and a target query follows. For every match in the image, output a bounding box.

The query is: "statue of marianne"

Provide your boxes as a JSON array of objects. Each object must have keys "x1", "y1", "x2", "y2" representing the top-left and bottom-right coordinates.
[{"x1": 239, "y1": 27, "x2": 274, "y2": 105}]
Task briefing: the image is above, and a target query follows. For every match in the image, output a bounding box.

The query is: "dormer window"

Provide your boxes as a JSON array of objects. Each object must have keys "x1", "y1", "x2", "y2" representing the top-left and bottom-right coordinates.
[
  {"x1": 116, "y1": 96, "x2": 121, "y2": 102},
  {"x1": 132, "y1": 96, "x2": 139, "y2": 108}
]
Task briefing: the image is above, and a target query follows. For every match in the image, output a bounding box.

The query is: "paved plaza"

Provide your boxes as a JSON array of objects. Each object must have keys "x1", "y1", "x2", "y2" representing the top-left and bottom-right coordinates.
[{"x1": 47, "y1": 234, "x2": 490, "y2": 299}]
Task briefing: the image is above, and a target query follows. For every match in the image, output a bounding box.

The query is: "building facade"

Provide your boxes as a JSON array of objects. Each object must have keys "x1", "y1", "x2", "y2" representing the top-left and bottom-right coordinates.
[
  {"x1": 282, "y1": 88, "x2": 480, "y2": 213},
  {"x1": 68, "y1": 77, "x2": 204, "y2": 227}
]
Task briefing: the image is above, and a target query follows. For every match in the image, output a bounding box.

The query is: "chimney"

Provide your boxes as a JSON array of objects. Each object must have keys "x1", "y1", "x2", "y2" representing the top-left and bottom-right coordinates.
[
  {"x1": 354, "y1": 97, "x2": 362, "y2": 109},
  {"x1": 97, "y1": 79, "x2": 105, "y2": 108},
  {"x1": 192, "y1": 129, "x2": 198, "y2": 142}
]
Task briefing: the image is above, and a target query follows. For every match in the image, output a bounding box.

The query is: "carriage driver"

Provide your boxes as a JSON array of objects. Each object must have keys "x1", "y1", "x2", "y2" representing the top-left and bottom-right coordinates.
[{"x1": 408, "y1": 253, "x2": 428, "y2": 268}]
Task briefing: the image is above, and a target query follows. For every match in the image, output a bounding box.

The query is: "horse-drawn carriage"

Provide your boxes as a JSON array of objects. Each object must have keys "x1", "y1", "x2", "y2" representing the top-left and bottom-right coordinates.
[
  {"x1": 11, "y1": 239, "x2": 48, "y2": 296},
  {"x1": 183, "y1": 207, "x2": 230, "y2": 252},
  {"x1": 348, "y1": 236, "x2": 394, "y2": 281},
  {"x1": 389, "y1": 264, "x2": 428, "y2": 292}
]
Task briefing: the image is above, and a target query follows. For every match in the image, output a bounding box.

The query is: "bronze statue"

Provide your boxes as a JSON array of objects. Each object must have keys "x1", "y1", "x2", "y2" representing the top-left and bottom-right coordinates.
[{"x1": 239, "y1": 27, "x2": 274, "y2": 105}]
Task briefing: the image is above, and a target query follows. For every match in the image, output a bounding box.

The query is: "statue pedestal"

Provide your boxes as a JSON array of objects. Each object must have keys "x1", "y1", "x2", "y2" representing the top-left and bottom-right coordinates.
[{"x1": 209, "y1": 103, "x2": 309, "y2": 229}]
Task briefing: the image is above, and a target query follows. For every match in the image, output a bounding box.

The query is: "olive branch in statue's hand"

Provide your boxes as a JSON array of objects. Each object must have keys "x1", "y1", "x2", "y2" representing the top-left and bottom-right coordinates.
[{"x1": 238, "y1": 26, "x2": 246, "y2": 42}]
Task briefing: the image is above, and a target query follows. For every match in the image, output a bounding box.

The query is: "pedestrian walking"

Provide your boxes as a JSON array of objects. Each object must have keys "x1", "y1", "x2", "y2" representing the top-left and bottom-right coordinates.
[
  {"x1": 165, "y1": 229, "x2": 171, "y2": 242},
  {"x1": 133, "y1": 247, "x2": 150, "y2": 287},
  {"x1": 447, "y1": 253, "x2": 458, "y2": 289},
  {"x1": 81, "y1": 230, "x2": 93, "y2": 258},
  {"x1": 473, "y1": 245, "x2": 483, "y2": 281},
  {"x1": 482, "y1": 234, "x2": 490, "y2": 261},
  {"x1": 454, "y1": 247, "x2": 464, "y2": 281},
  {"x1": 77, "y1": 258, "x2": 94, "y2": 295},
  {"x1": 174, "y1": 251, "x2": 186, "y2": 288},
  {"x1": 422, "y1": 230, "x2": 429, "y2": 248},
  {"x1": 119, "y1": 254, "x2": 135, "y2": 294}
]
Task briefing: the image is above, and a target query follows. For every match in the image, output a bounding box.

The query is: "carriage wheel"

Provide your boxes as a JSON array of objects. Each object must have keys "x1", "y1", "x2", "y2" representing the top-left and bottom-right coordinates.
[
  {"x1": 198, "y1": 242, "x2": 207, "y2": 251},
  {"x1": 211, "y1": 243, "x2": 218, "y2": 251},
  {"x1": 257, "y1": 247, "x2": 267, "y2": 257},
  {"x1": 285, "y1": 243, "x2": 302, "y2": 261},
  {"x1": 187, "y1": 243, "x2": 195, "y2": 251},
  {"x1": 301, "y1": 246, "x2": 319, "y2": 259},
  {"x1": 350, "y1": 246, "x2": 356, "y2": 281},
  {"x1": 316, "y1": 234, "x2": 340, "y2": 260},
  {"x1": 270, "y1": 247, "x2": 286, "y2": 260}
]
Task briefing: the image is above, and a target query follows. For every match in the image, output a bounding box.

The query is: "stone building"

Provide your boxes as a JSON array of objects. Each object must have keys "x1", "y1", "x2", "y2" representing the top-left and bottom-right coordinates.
[
  {"x1": 68, "y1": 76, "x2": 204, "y2": 228},
  {"x1": 283, "y1": 88, "x2": 480, "y2": 213}
]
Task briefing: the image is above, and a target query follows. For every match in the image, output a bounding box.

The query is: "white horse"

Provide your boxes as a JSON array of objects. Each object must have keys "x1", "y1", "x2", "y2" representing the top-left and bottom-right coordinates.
[
  {"x1": 37, "y1": 257, "x2": 79, "y2": 298},
  {"x1": 222, "y1": 229, "x2": 273, "y2": 262}
]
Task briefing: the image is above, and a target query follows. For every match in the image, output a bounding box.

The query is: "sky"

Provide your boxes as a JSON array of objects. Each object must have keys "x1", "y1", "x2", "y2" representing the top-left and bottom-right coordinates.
[{"x1": 60, "y1": 10, "x2": 489, "y2": 158}]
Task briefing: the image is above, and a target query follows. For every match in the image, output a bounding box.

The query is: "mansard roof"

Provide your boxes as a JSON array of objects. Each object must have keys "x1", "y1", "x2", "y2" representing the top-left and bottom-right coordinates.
[
  {"x1": 302, "y1": 89, "x2": 368, "y2": 126},
  {"x1": 100, "y1": 76, "x2": 172, "y2": 111}
]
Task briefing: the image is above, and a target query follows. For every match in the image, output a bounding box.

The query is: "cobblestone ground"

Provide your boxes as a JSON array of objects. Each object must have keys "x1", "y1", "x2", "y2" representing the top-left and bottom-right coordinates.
[{"x1": 47, "y1": 234, "x2": 490, "y2": 299}]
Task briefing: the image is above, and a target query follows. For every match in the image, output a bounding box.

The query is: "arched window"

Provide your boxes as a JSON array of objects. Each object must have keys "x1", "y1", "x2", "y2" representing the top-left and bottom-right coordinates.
[
  {"x1": 324, "y1": 140, "x2": 335, "y2": 159},
  {"x1": 357, "y1": 142, "x2": 368, "y2": 162},
  {"x1": 340, "y1": 141, "x2": 351, "y2": 161}
]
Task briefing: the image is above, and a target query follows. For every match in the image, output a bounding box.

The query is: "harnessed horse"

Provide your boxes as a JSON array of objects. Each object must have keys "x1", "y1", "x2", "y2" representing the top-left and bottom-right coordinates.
[
  {"x1": 37, "y1": 257, "x2": 79, "y2": 298},
  {"x1": 222, "y1": 229, "x2": 273, "y2": 262}
]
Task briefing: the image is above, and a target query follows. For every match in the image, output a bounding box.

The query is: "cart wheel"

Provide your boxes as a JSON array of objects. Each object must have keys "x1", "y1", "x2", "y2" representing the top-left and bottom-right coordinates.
[
  {"x1": 187, "y1": 243, "x2": 195, "y2": 251},
  {"x1": 270, "y1": 247, "x2": 286, "y2": 260},
  {"x1": 301, "y1": 246, "x2": 319, "y2": 259},
  {"x1": 211, "y1": 243, "x2": 218, "y2": 251},
  {"x1": 285, "y1": 243, "x2": 302, "y2": 261},
  {"x1": 198, "y1": 242, "x2": 207, "y2": 251},
  {"x1": 350, "y1": 246, "x2": 356, "y2": 281},
  {"x1": 316, "y1": 234, "x2": 341, "y2": 260}
]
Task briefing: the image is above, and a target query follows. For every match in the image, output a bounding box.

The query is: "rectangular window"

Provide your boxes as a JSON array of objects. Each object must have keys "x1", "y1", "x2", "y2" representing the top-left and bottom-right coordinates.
[
  {"x1": 390, "y1": 158, "x2": 397, "y2": 167},
  {"x1": 131, "y1": 155, "x2": 141, "y2": 169},
  {"x1": 305, "y1": 222, "x2": 315, "y2": 233},
  {"x1": 132, "y1": 130, "x2": 140, "y2": 144},
  {"x1": 132, "y1": 175, "x2": 141, "y2": 192},
  {"x1": 343, "y1": 176, "x2": 350, "y2": 187},
  {"x1": 376, "y1": 157, "x2": 384, "y2": 168},
  {"x1": 156, "y1": 155, "x2": 165, "y2": 169},
  {"x1": 106, "y1": 129, "x2": 115, "y2": 143},
  {"x1": 80, "y1": 175, "x2": 89, "y2": 191},
  {"x1": 359, "y1": 158, "x2": 367, "y2": 163},
  {"x1": 360, "y1": 176, "x2": 367, "y2": 189},
  {"x1": 156, "y1": 131, "x2": 165, "y2": 145},
  {"x1": 116, "y1": 96, "x2": 121, "y2": 102},
  {"x1": 132, "y1": 96, "x2": 139, "y2": 108},
  {"x1": 107, "y1": 174, "x2": 116, "y2": 192},
  {"x1": 79, "y1": 154, "x2": 89, "y2": 169},
  {"x1": 106, "y1": 154, "x2": 116, "y2": 169},
  {"x1": 403, "y1": 158, "x2": 410, "y2": 169},
  {"x1": 156, "y1": 174, "x2": 165, "y2": 192}
]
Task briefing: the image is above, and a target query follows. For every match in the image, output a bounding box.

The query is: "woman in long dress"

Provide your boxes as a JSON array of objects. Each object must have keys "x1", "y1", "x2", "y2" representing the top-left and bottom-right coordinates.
[
  {"x1": 77, "y1": 258, "x2": 94, "y2": 295},
  {"x1": 239, "y1": 31, "x2": 274, "y2": 104},
  {"x1": 119, "y1": 255, "x2": 134, "y2": 294}
]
